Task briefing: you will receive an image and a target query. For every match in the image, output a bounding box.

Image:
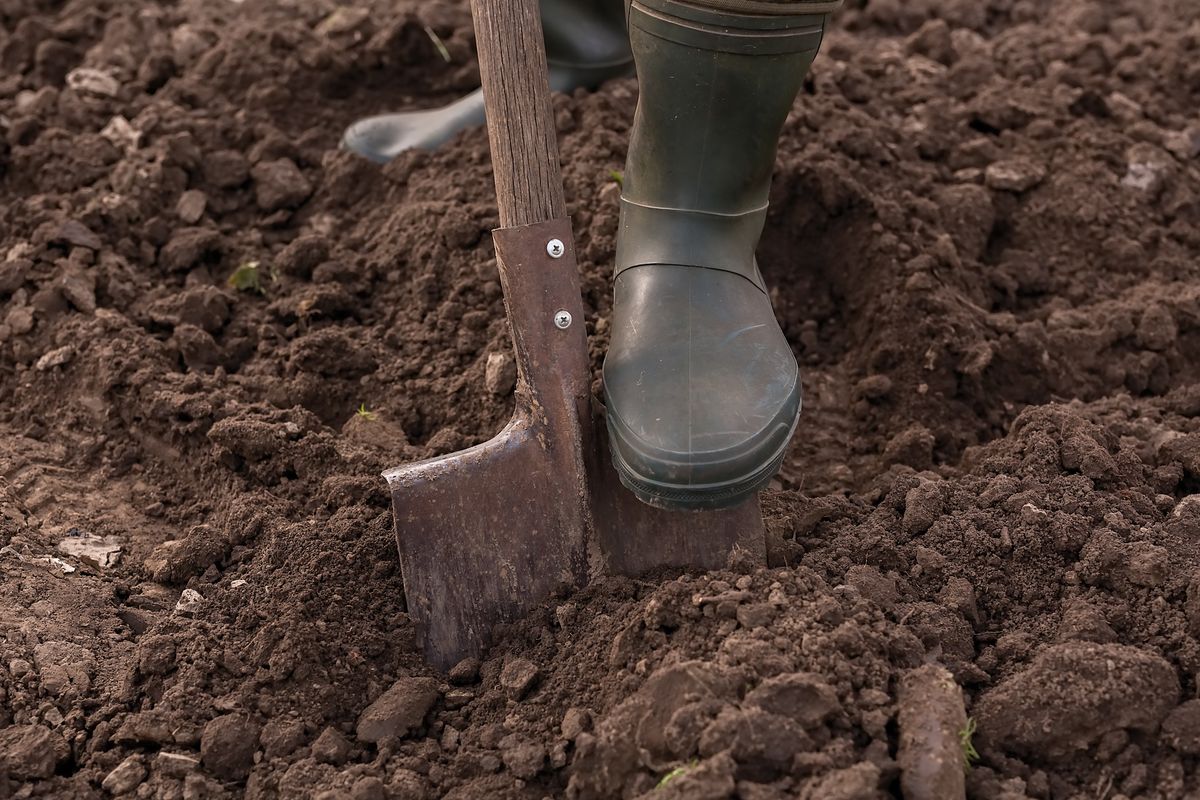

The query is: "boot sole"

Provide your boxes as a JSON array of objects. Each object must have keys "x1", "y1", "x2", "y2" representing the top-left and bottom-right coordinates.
[{"x1": 606, "y1": 408, "x2": 801, "y2": 512}]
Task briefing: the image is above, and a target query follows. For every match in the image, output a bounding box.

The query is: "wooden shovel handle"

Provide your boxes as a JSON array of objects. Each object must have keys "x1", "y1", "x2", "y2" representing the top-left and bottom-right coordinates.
[{"x1": 470, "y1": 0, "x2": 567, "y2": 228}]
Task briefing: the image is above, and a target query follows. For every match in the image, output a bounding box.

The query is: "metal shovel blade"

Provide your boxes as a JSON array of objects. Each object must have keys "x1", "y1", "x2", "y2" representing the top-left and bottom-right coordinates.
[
  {"x1": 384, "y1": 219, "x2": 592, "y2": 671},
  {"x1": 384, "y1": 417, "x2": 586, "y2": 671}
]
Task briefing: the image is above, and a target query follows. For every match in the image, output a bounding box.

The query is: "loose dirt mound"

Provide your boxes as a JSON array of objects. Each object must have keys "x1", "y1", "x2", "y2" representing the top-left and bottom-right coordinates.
[{"x1": 2, "y1": 0, "x2": 1199, "y2": 797}]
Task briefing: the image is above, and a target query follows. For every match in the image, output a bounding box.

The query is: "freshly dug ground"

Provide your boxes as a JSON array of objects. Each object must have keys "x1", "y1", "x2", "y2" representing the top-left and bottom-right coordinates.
[{"x1": 2, "y1": 0, "x2": 1200, "y2": 797}]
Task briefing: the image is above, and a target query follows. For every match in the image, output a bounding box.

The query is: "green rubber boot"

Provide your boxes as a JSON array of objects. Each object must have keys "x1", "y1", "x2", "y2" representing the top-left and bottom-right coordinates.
[
  {"x1": 603, "y1": 0, "x2": 836, "y2": 510},
  {"x1": 343, "y1": 0, "x2": 632, "y2": 163}
]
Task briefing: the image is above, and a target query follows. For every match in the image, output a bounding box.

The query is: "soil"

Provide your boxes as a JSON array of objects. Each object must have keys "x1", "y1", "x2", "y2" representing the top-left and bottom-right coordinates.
[{"x1": 1, "y1": 0, "x2": 1199, "y2": 798}]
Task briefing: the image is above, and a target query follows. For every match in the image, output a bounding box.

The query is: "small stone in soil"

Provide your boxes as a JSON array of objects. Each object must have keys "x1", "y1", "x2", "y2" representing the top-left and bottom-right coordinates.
[
  {"x1": 57, "y1": 528, "x2": 121, "y2": 568},
  {"x1": 200, "y1": 714, "x2": 260, "y2": 781},
  {"x1": 102, "y1": 754, "x2": 147, "y2": 795},
  {"x1": 174, "y1": 588, "x2": 204, "y2": 615},
  {"x1": 100, "y1": 115, "x2": 140, "y2": 152},
  {"x1": 355, "y1": 677, "x2": 439, "y2": 743},
  {"x1": 176, "y1": 190, "x2": 208, "y2": 224},
  {"x1": 443, "y1": 688, "x2": 473, "y2": 710},
  {"x1": 484, "y1": 352, "x2": 517, "y2": 396},
  {"x1": 984, "y1": 158, "x2": 1047, "y2": 192},
  {"x1": 65, "y1": 67, "x2": 119, "y2": 97},
  {"x1": 447, "y1": 657, "x2": 480, "y2": 685},
  {"x1": 35, "y1": 345, "x2": 73, "y2": 371},
  {"x1": 500, "y1": 658, "x2": 540, "y2": 700}
]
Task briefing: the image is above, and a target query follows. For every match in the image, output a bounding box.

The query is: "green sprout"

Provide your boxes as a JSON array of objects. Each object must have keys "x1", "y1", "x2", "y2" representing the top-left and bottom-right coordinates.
[
  {"x1": 959, "y1": 717, "x2": 979, "y2": 772},
  {"x1": 424, "y1": 26, "x2": 452, "y2": 63},
  {"x1": 356, "y1": 403, "x2": 377, "y2": 421},
  {"x1": 609, "y1": 170, "x2": 624, "y2": 187},
  {"x1": 656, "y1": 759, "x2": 697, "y2": 790},
  {"x1": 227, "y1": 261, "x2": 264, "y2": 294}
]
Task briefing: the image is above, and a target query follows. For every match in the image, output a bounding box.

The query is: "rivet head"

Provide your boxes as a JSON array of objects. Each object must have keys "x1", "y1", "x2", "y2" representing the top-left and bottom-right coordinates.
[
  {"x1": 547, "y1": 238, "x2": 565, "y2": 259},
  {"x1": 553, "y1": 310, "x2": 573, "y2": 330}
]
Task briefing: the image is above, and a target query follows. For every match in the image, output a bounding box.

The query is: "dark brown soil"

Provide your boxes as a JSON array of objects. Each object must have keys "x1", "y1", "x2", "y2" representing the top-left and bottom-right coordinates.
[{"x1": 2, "y1": 0, "x2": 1199, "y2": 798}]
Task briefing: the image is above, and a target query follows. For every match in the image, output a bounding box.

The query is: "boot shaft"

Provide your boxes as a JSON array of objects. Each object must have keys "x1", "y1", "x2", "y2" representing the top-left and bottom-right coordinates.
[{"x1": 624, "y1": 0, "x2": 830, "y2": 214}]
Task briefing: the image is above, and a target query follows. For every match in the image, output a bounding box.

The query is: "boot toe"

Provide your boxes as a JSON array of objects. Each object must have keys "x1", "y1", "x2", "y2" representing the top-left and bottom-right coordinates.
[
  {"x1": 341, "y1": 114, "x2": 413, "y2": 164},
  {"x1": 603, "y1": 266, "x2": 801, "y2": 510}
]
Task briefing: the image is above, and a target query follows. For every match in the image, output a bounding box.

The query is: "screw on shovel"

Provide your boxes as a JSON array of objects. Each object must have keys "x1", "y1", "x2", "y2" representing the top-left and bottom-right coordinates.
[{"x1": 384, "y1": 0, "x2": 766, "y2": 671}]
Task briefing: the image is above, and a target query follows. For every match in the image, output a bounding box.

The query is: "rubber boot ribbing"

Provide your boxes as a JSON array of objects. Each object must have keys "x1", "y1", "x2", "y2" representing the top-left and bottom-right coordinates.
[
  {"x1": 603, "y1": 0, "x2": 831, "y2": 510},
  {"x1": 342, "y1": 0, "x2": 632, "y2": 163}
]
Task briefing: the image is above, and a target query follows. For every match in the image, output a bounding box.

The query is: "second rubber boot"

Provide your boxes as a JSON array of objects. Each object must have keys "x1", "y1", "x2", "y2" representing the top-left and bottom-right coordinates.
[
  {"x1": 603, "y1": 0, "x2": 835, "y2": 510},
  {"x1": 343, "y1": 0, "x2": 632, "y2": 163}
]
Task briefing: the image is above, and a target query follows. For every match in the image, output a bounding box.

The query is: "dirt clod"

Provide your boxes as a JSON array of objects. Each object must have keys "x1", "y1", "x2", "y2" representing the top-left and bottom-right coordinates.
[
  {"x1": 101, "y1": 755, "x2": 146, "y2": 795},
  {"x1": 199, "y1": 714, "x2": 260, "y2": 781},
  {"x1": 975, "y1": 642, "x2": 1180, "y2": 760},
  {"x1": 355, "y1": 677, "x2": 439, "y2": 743},
  {"x1": 744, "y1": 672, "x2": 839, "y2": 730},
  {"x1": 312, "y1": 727, "x2": 353, "y2": 765},
  {"x1": 252, "y1": 158, "x2": 313, "y2": 212},
  {"x1": 897, "y1": 664, "x2": 967, "y2": 800},
  {"x1": 499, "y1": 657, "x2": 540, "y2": 701},
  {"x1": 0, "y1": 725, "x2": 67, "y2": 780}
]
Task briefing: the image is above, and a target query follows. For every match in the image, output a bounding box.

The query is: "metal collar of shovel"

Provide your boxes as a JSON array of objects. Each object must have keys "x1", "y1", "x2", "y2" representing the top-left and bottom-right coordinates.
[{"x1": 383, "y1": 0, "x2": 765, "y2": 671}]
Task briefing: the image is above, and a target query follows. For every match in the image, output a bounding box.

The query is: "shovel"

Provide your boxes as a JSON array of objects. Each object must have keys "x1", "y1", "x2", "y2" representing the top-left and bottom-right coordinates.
[{"x1": 384, "y1": 0, "x2": 766, "y2": 671}]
